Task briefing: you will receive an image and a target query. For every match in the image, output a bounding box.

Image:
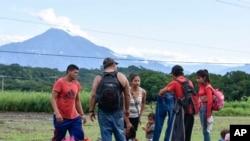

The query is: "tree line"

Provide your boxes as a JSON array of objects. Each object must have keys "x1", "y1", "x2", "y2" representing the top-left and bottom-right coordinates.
[{"x1": 0, "y1": 63, "x2": 250, "y2": 102}]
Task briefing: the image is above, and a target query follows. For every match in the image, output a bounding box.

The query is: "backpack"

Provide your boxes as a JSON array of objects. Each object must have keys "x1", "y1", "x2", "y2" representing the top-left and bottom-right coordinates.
[
  {"x1": 176, "y1": 79, "x2": 200, "y2": 115},
  {"x1": 206, "y1": 85, "x2": 224, "y2": 111},
  {"x1": 96, "y1": 71, "x2": 122, "y2": 111}
]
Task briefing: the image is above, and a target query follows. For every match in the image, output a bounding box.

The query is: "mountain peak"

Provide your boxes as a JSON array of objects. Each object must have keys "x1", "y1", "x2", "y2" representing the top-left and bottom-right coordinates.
[
  {"x1": 0, "y1": 28, "x2": 247, "y2": 74},
  {"x1": 43, "y1": 28, "x2": 71, "y2": 36}
]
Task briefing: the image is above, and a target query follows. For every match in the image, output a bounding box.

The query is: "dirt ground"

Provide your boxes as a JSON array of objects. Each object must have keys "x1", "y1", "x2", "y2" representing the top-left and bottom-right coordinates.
[
  {"x1": 0, "y1": 112, "x2": 53, "y2": 141},
  {"x1": 0, "y1": 111, "x2": 52, "y2": 121}
]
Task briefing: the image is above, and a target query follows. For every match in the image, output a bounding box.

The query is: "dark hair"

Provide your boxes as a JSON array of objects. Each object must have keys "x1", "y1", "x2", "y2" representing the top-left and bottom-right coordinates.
[
  {"x1": 220, "y1": 129, "x2": 230, "y2": 139},
  {"x1": 66, "y1": 64, "x2": 79, "y2": 73},
  {"x1": 170, "y1": 65, "x2": 184, "y2": 76},
  {"x1": 196, "y1": 69, "x2": 210, "y2": 83},
  {"x1": 129, "y1": 73, "x2": 139, "y2": 82},
  {"x1": 148, "y1": 112, "x2": 155, "y2": 120}
]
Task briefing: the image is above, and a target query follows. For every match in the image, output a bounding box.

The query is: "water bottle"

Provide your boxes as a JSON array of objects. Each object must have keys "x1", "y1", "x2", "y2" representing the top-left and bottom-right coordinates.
[{"x1": 207, "y1": 116, "x2": 213, "y2": 133}]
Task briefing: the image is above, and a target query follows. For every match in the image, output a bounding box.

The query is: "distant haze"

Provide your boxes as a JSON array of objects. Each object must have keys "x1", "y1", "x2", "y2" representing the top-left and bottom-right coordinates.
[{"x1": 0, "y1": 28, "x2": 249, "y2": 74}]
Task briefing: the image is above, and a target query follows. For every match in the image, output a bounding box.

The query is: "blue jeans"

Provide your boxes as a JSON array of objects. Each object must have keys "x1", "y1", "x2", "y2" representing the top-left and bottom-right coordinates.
[
  {"x1": 98, "y1": 108, "x2": 125, "y2": 141},
  {"x1": 200, "y1": 105, "x2": 211, "y2": 141},
  {"x1": 153, "y1": 93, "x2": 175, "y2": 141}
]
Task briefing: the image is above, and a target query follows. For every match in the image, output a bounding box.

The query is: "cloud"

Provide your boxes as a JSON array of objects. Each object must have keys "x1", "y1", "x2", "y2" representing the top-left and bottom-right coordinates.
[
  {"x1": 0, "y1": 34, "x2": 30, "y2": 46},
  {"x1": 113, "y1": 45, "x2": 249, "y2": 66},
  {"x1": 32, "y1": 9, "x2": 92, "y2": 40},
  {"x1": 0, "y1": 8, "x2": 94, "y2": 45},
  {"x1": 116, "y1": 46, "x2": 183, "y2": 61}
]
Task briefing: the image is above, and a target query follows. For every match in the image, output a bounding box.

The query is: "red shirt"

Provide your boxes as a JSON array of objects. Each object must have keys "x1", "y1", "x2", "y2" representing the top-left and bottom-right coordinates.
[
  {"x1": 165, "y1": 76, "x2": 194, "y2": 98},
  {"x1": 198, "y1": 83, "x2": 213, "y2": 118},
  {"x1": 53, "y1": 78, "x2": 82, "y2": 119}
]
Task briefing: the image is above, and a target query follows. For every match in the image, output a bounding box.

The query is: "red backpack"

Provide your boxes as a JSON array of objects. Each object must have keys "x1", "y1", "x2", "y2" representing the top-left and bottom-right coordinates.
[{"x1": 206, "y1": 85, "x2": 225, "y2": 111}]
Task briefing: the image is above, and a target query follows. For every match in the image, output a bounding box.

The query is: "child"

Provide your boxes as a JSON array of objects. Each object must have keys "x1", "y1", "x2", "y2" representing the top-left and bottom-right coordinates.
[
  {"x1": 142, "y1": 112, "x2": 155, "y2": 141},
  {"x1": 218, "y1": 129, "x2": 229, "y2": 141},
  {"x1": 224, "y1": 133, "x2": 230, "y2": 141}
]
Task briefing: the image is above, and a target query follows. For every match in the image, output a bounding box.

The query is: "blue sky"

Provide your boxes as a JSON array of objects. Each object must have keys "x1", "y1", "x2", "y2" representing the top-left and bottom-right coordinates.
[{"x1": 0, "y1": 0, "x2": 250, "y2": 66}]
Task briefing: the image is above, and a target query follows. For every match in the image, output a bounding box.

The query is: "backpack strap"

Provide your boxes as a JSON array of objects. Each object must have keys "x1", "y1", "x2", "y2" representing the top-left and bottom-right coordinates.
[
  {"x1": 130, "y1": 88, "x2": 141, "y2": 124},
  {"x1": 201, "y1": 84, "x2": 216, "y2": 102},
  {"x1": 175, "y1": 79, "x2": 189, "y2": 98},
  {"x1": 102, "y1": 71, "x2": 117, "y2": 77}
]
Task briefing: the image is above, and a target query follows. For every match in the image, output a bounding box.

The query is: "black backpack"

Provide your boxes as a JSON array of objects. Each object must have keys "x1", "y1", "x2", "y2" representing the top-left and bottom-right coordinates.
[
  {"x1": 175, "y1": 79, "x2": 200, "y2": 115},
  {"x1": 96, "y1": 71, "x2": 123, "y2": 111}
]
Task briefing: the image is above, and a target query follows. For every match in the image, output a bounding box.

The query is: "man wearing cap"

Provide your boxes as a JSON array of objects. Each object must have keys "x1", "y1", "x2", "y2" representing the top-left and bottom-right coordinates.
[
  {"x1": 159, "y1": 65, "x2": 195, "y2": 141},
  {"x1": 89, "y1": 57, "x2": 130, "y2": 141}
]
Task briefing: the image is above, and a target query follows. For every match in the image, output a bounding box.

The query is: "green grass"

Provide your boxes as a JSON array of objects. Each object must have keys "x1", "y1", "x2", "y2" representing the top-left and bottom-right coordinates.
[{"x1": 1, "y1": 112, "x2": 250, "y2": 141}]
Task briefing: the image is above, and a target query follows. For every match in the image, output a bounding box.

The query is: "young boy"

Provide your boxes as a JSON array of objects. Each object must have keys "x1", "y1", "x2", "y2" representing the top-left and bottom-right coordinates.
[
  {"x1": 218, "y1": 129, "x2": 229, "y2": 141},
  {"x1": 142, "y1": 112, "x2": 155, "y2": 141}
]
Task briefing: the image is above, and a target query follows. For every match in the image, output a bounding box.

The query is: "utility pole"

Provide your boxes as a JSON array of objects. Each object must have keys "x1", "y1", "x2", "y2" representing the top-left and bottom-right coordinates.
[{"x1": 0, "y1": 75, "x2": 4, "y2": 92}]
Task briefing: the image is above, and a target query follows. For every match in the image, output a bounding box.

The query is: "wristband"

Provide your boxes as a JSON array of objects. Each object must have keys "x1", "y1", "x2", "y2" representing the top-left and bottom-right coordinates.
[{"x1": 89, "y1": 110, "x2": 94, "y2": 113}]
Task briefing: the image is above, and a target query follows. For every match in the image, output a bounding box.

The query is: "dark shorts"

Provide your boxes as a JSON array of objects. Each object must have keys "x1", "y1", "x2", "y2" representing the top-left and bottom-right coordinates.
[{"x1": 52, "y1": 115, "x2": 84, "y2": 141}]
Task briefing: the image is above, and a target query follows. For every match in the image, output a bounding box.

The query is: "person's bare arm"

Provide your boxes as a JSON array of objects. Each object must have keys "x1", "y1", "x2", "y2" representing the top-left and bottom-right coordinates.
[
  {"x1": 121, "y1": 73, "x2": 130, "y2": 111},
  {"x1": 75, "y1": 92, "x2": 84, "y2": 115},
  {"x1": 50, "y1": 90, "x2": 63, "y2": 123},
  {"x1": 89, "y1": 75, "x2": 101, "y2": 121},
  {"x1": 142, "y1": 126, "x2": 151, "y2": 133},
  {"x1": 140, "y1": 88, "x2": 147, "y2": 116},
  {"x1": 118, "y1": 72, "x2": 130, "y2": 116},
  {"x1": 75, "y1": 92, "x2": 86, "y2": 124},
  {"x1": 159, "y1": 87, "x2": 167, "y2": 97}
]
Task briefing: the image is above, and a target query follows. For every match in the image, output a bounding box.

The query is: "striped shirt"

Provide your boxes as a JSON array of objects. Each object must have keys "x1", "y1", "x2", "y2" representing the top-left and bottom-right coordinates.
[{"x1": 129, "y1": 87, "x2": 143, "y2": 118}]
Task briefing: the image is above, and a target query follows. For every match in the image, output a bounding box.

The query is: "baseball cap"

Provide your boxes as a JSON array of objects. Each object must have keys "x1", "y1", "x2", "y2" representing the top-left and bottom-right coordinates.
[
  {"x1": 103, "y1": 57, "x2": 118, "y2": 68},
  {"x1": 170, "y1": 65, "x2": 184, "y2": 74}
]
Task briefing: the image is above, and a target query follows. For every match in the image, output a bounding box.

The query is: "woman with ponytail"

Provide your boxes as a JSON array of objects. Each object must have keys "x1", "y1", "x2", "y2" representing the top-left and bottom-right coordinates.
[{"x1": 196, "y1": 69, "x2": 214, "y2": 141}]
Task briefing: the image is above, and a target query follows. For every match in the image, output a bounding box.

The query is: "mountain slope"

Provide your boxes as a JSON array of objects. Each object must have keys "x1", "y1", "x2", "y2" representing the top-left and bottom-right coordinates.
[
  {"x1": 0, "y1": 28, "x2": 170, "y2": 72},
  {"x1": 0, "y1": 28, "x2": 248, "y2": 74}
]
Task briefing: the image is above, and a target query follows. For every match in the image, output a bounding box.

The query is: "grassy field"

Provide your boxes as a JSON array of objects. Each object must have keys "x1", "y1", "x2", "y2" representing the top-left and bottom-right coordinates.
[{"x1": 0, "y1": 112, "x2": 250, "y2": 141}]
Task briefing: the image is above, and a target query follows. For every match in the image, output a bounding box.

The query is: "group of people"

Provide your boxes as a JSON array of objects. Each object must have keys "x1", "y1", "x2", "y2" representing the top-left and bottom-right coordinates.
[{"x1": 49, "y1": 57, "x2": 228, "y2": 141}]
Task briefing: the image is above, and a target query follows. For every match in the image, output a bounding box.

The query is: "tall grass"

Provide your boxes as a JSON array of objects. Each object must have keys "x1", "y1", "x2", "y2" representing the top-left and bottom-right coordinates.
[
  {"x1": 1, "y1": 90, "x2": 250, "y2": 116},
  {"x1": 0, "y1": 91, "x2": 91, "y2": 113}
]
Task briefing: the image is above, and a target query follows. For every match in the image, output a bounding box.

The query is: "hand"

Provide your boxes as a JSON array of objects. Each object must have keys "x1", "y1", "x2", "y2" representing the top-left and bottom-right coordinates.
[
  {"x1": 81, "y1": 115, "x2": 87, "y2": 124},
  {"x1": 159, "y1": 89, "x2": 165, "y2": 97},
  {"x1": 207, "y1": 116, "x2": 213, "y2": 125},
  {"x1": 124, "y1": 109, "x2": 130, "y2": 117},
  {"x1": 142, "y1": 126, "x2": 146, "y2": 131},
  {"x1": 89, "y1": 112, "x2": 96, "y2": 122},
  {"x1": 127, "y1": 122, "x2": 133, "y2": 129},
  {"x1": 55, "y1": 113, "x2": 63, "y2": 123}
]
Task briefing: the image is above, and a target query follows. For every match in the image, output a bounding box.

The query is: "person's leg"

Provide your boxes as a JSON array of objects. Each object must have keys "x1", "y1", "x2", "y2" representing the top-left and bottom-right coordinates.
[
  {"x1": 200, "y1": 105, "x2": 211, "y2": 141},
  {"x1": 98, "y1": 109, "x2": 113, "y2": 141},
  {"x1": 184, "y1": 114, "x2": 194, "y2": 141},
  {"x1": 68, "y1": 116, "x2": 84, "y2": 141},
  {"x1": 129, "y1": 117, "x2": 139, "y2": 138},
  {"x1": 112, "y1": 109, "x2": 126, "y2": 141},
  {"x1": 52, "y1": 115, "x2": 68, "y2": 141}
]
